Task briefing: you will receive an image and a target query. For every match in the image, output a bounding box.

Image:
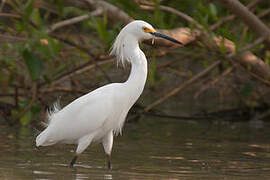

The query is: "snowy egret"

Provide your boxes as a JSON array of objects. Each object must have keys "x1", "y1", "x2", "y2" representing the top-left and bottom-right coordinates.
[{"x1": 36, "y1": 20, "x2": 182, "y2": 169}]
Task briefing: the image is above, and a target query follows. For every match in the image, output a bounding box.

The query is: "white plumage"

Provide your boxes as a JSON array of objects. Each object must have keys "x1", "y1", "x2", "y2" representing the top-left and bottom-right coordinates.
[{"x1": 36, "y1": 20, "x2": 182, "y2": 169}]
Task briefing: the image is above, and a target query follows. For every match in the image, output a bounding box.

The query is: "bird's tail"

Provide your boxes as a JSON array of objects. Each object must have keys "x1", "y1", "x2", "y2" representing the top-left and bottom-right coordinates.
[
  {"x1": 36, "y1": 100, "x2": 61, "y2": 147},
  {"x1": 36, "y1": 129, "x2": 47, "y2": 147},
  {"x1": 45, "y1": 100, "x2": 61, "y2": 126},
  {"x1": 36, "y1": 128, "x2": 55, "y2": 147}
]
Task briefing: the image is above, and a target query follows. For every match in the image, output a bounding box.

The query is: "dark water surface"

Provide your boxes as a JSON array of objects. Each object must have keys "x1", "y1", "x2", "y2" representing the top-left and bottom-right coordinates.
[{"x1": 1, "y1": 118, "x2": 270, "y2": 179}]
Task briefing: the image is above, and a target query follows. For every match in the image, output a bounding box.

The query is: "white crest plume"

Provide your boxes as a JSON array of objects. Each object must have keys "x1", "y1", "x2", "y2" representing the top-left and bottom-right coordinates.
[
  {"x1": 42, "y1": 99, "x2": 61, "y2": 127},
  {"x1": 109, "y1": 25, "x2": 131, "y2": 67}
]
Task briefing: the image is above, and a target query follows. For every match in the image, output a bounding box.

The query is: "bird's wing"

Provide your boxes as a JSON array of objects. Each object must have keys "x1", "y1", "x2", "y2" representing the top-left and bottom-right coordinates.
[{"x1": 45, "y1": 83, "x2": 121, "y2": 142}]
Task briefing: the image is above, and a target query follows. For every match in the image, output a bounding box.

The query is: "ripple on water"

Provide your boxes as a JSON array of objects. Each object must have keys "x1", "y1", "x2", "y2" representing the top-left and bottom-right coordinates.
[{"x1": 1, "y1": 119, "x2": 270, "y2": 180}]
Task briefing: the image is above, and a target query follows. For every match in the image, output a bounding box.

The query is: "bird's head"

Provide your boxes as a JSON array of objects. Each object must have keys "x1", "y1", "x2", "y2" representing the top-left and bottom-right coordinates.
[
  {"x1": 120, "y1": 20, "x2": 182, "y2": 43},
  {"x1": 124, "y1": 20, "x2": 156, "y2": 41},
  {"x1": 110, "y1": 20, "x2": 182, "y2": 66}
]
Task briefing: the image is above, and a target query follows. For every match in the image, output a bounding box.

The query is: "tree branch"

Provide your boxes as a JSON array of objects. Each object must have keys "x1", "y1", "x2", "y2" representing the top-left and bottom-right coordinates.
[
  {"x1": 144, "y1": 61, "x2": 222, "y2": 112},
  {"x1": 46, "y1": 8, "x2": 103, "y2": 34},
  {"x1": 210, "y1": 0, "x2": 260, "y2": 31},
  {"x1": 140, "y1": 4, "x2": 270, "y2": 80},
  {"x1": 216, "y1": 0, "x2": 270, "y2": 43},
  {"x1": 15, "y1": 82, "x2": 37, "y2": 120},
  {"x1": 84, "y1": 0, "x2": 133, "y2": 24}
]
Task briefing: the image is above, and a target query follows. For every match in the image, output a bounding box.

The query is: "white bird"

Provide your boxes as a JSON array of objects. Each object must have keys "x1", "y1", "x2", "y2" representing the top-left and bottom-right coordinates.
[{"x1": 36, "y1": 20, "x2": 182, "y2": 169}]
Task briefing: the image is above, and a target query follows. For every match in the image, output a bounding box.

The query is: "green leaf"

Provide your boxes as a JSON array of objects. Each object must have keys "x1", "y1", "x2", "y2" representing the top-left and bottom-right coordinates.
[
  {"x1": 219, "y1": 38, "x2": 226, "y2": 57},
  {"x1": 55, "y1": 64, "x2": 66, "y2": 75},
  {"x1": 94, "y1": 17, "x2": 109, "y2": 44},
  {"x1": 209, "y1": 3, "x2": 217, "y2": 18},
  {"x1": 265, "y1": 51, "x2": 270, "y2": 66},
  {"x1": 56, "y1": 0, "x2": 64, "y2": 15},
  {"x1": 23, "y1": 0, "x2": 34, "y2": 21},
  {"x1": 23, "y1": 50, "x2": 43, "y2": 81},
  {"x1": 148, "y1": 56, "x2": 156, "y2": 87},
  {"x1": 31, "y1": 8, "x2": 41, "y2": 25},
  {"x1": 14, "y1": 19, "x2": 25, "y2": 32},
  {"x1": 20, "y1": 110, "x2": 32, "y2": 126},
  {"x1": 188, "y1": 71, "x2": 193, "y2": 77},
  {"x1": 239, "y1": 83, "x2": 252, "y2": 97}
]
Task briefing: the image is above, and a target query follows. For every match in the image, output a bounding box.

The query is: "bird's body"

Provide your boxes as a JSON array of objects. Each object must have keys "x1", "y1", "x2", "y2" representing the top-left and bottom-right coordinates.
[
  {"x1": 36, "y1": 20, "x2": 181, "y2": 169},
  {"x1": 36, "y1": 51, "x2": 147, "y2": 149}
]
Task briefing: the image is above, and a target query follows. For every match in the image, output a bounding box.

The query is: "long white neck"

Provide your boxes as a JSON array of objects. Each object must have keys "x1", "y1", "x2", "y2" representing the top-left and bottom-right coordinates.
[{"x1": 122, "y1": 35, "x2": 148, "y2": 105}]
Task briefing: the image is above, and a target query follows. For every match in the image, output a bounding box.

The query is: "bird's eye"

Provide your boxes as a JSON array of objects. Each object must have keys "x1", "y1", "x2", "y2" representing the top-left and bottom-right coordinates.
[{"x1": 142, "y1": 27, "x2": 148, "y2": 32}]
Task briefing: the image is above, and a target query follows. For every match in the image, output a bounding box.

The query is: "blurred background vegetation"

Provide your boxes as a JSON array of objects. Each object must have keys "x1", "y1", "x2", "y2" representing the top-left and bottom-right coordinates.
[{"x1": 0, "y1": 0, "x2": 269, "y2": 126}]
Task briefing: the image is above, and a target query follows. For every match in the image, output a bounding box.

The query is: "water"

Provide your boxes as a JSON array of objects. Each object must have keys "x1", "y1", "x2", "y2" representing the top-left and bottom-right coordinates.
[{"x1": 1, "y1": 118, "x2": 270, "y2": 179}]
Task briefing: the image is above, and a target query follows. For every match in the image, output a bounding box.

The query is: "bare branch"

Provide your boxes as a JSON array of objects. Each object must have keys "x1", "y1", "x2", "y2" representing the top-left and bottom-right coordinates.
[
  {"x1": 258, "y1": 8, "x2": 270, "y2": 18},
  {"x1": 0, "y1": 34, "x2": 26, "y2": 41},
  {"x1": 0, "y1": 12, "x2": 20, "y2": 18},
  {"x1": 227, "y1": 37, "x2": 265, "y2": 58},
  {"x1": 16, "y1": 82, "x2": 37, "y2": 120},
  {"x1": 84, "y1": 0, "x2": 133, "y2": 24},
  {"x1": 49, "y1": 35, "x2": 112, "y2": 83},
  {"x1": 46, "y1": 59, "x2": 113, "y2": 87},
  {"x1": 210, "y1": 0, "x2": 260, "y2": 31},
  {"x1": 194, "y1": 67, "x2": 233, "y2": 99},
  {"x1": 143, "y1": 26, "x2": 270, "y2": 112},
  {"x1": 216, "y1": 0, "x2": 270, "y2": 43},
  {"x1": 0, "y1": 0, "x2": 6, "y2": 12},
  {"x1": 140, "y1": 4, "x2": 270, "y2": 80},
  {"x1": 208, "y1": 36, "x2": 270, "y2": 79},
  {"x1": 139, "y1": 5, "x2": 202, "y2": 29},
  {"x1": 40, "y1": 87, "x2": 89, "y2": 94},
  {"x1": 46, "y1": 8, "x2": 103, "y2": 34},
  {"x1": 144, "y1": 61, "x2": 222, "y2": 112}
]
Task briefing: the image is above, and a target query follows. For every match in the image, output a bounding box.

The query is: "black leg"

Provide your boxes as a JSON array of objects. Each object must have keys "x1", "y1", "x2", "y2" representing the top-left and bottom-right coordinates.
[
  {"x1": 106, "y1": 154, "x2": 112, "y2": 170},
  {"x1": 70, "y1": 155, "x2": 78, "y2": 168}
]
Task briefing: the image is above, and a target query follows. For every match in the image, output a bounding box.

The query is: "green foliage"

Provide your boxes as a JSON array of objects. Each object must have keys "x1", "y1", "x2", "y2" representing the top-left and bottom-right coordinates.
[
  {"x1": 148, "y1": 56, "x2": 157, "y2": 87},
  {"x1": 56, "y1": 0, "x2": 64, "y2": 16},
  {"x1": 209, "y1": 3, "x2": 218, "y2": 20},
  {"x1": 31, "y1": 8, "x2": 42, "y2": 26},
  {"x1": 219, "y1": 37, "x2": 227, "y2": 58},
  {"x1": 23, "y1": 0, "x2": 34, "y2": 22},
  {"x1": 0, "y1": 0, "x2": 268, "y2": 125},
  {"x1": 23, "y1": 50, "x2": 43, "y2": 81},
  {"x1": 89, "y1": 15, "x2": 120, "y2": 50},
  {"x1": 94, "y1": 16, "x2": 109, "y2": 44},
  {"x1": 12, "y1": 100, "x2": 41, "y2": 126},
  {"x1": 109, "y1": 0, "x2": 138, "y2": 17},
  {"x1": 265, "y1": 51, "x2": 270, "y2": 66},
  {"x1": 238, "y1": 83, "x2": 252, "y2": 97}
]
